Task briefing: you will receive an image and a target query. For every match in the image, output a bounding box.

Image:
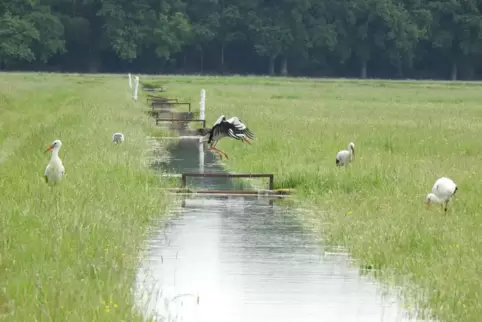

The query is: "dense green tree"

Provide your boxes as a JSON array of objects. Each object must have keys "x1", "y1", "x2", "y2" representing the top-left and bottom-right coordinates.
[
  {"x1": 2, "y1": 0, "x2": 482, "y2": 79},
  {"x1": 183, "y1": 0, "x2": 220, "y2": 72},
  {"x1": 427, "y1": 0, "x2": 482, "y2": 80},
  {"x1": 0, "y1": 1, "x2": 64, "y2": 67},
  {"x1": 0, "y1": 14, "x2": 39, "y2": 66},
  {"x1": 100, "y1": 0, "x2": 190, "y2": 61},
  {"x1": 305, "y1": 1, "x2": 338, "y2": 73},
  {"x1": 247, "y1": 6, "x2": 287, "y2": 75},
  {"x1": 330, "y1": 0, "x2": 419, "y2": 78},
  {"x1": 216, "y1": 2, "x2": 245, "y2": 70}
]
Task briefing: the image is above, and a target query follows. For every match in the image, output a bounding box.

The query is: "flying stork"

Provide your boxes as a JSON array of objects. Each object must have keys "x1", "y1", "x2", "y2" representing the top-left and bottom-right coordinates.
[{"x1": 196, "y1": 115, "x2": 255, "y2": 159}]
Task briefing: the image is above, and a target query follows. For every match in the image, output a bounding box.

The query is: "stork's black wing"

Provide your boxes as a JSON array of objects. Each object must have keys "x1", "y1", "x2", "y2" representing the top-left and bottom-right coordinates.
[
  {"x1": 211, "y1": 121, "x2": 239, "y2": 143},
  {"x1": 208, "y1": 118, "x2": 256, "y2": 145},
  {"x1": 226, "y1": 124, "x2": 255, "y2": 140},
  {"x1": 225, "y1": 117, "x2": 255, "y2": 140},
  {"x1": 212, "y1": 120, "x2": 240, "y2": 141},
  {"x1": 237, "y1": 127, "x2": 255, "y2": 140}
]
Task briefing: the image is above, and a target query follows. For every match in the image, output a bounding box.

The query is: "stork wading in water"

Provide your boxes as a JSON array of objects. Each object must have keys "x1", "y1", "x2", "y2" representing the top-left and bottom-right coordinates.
[
  {"x1": 336, "y1": 142, "x2": 356, "y2": 166},
  {"x1": 196, "y1": 115, "x2": 255, "y2": 160},
  {"x1": 425, "y1": 177, "x2": 458, "y2": 213},
  {"x1": 112, "y1": 132, "x2": 125, "y2": 144},
  {"x1": 44, "y1": 139, "x2": 65, "y2": 185}
]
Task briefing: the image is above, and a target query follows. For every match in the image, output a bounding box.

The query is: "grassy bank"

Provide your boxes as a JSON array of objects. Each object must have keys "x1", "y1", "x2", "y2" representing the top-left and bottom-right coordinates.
[
  {"x1": 0, "y1": 73, "x2": 171, "y2": 321},
  {"x1": 146, "y1": 75, "x2": 481, "y2": 322}
]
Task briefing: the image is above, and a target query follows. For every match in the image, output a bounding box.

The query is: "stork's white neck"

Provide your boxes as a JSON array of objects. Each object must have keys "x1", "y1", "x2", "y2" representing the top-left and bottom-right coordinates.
[{"x1": 50, "y1": 148, "x2": 60, "y2": 160}]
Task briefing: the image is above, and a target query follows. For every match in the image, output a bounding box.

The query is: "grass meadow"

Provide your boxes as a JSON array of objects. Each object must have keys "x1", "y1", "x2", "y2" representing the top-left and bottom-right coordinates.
[
  {"x1": 0, "y1": 73, "x2": 171, "y2": 321},
  {"x1": 2, "y1": 72, "x2": 481, "y2": 322},
  {"x1": 144, "y1": 75, "x2": 482, "y2": 322}
]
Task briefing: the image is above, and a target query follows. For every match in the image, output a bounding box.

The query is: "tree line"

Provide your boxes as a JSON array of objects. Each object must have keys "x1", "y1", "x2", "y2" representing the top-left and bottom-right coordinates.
[{"x1": 1, "y1": 0, "x2": 482, "y2": 80}]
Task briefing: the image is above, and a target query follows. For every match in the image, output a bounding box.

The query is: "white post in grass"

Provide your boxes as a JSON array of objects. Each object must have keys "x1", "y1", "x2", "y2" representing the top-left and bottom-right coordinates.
[
  {"x1": 133, "y1": 76, "x2": 139, "y2": 101},
  {"x1": 128, "y1": 73, "x2": 132, "y2": 88},
  {"x1": 199, "y1": 89, "x2": 206, "y2": 173},
  {"x1": 200, "y1": 89, "x2": 206, "y2": 125}
]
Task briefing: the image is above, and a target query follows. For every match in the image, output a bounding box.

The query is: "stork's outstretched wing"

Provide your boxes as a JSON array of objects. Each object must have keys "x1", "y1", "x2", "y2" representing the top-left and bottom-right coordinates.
[
  {"x1": 226, "y1": 117, "x2": 255, "y2": 140},
  {"x1": 212, "y1": 115, "x2": 226, "y2": 127},
  {"x1": 236, "y1": 127, "x2": 255, "y2": 140},
  {"x1": 198, "y1": 115, "x2": 255, "y2": 146},
  {"x1": 212, "y1": 121, "x2": 240, "y2": 140}
]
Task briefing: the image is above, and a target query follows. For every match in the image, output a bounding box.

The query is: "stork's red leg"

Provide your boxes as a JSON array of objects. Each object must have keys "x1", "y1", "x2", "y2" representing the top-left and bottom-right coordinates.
[
  {"x1": 210, "y1": 146, "x2": 225, "y2": 160},
  {"x1": 216, "y1": 148, "x2": 229, "y2": 159},
  {"x1": 210, "y1": 146, "x2": 229, "y2": 159}
]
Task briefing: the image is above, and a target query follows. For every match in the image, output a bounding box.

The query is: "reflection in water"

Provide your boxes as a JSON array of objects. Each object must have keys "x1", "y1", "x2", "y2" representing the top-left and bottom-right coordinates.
[{"x1": 135, "y1": 138, "x2": 427, "y2": 321}]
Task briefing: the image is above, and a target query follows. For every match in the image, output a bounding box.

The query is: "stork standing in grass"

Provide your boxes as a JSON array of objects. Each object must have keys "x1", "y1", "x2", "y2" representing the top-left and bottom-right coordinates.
[
  {"x1": 425, "y1": 177, "x2": 458, "y2": 213},
  {"x1": 44, "y1": 139, "x2": 65, "y2": 185},
  {"x1": 336, "y1": 142, "x2": 355, "y2": 166},
  {"x1": 112, "y1": 132, "x2": 125, "y2": 144},
  {"x1": 196, "y1": 115, "x2": 255, "y2": 159}
]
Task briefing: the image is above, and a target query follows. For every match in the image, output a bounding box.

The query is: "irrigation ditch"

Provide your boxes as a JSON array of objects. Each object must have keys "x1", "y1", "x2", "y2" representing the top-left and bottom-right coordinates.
[{"x1": 134, "y1": 82, "x2": 426, "y2": 322}]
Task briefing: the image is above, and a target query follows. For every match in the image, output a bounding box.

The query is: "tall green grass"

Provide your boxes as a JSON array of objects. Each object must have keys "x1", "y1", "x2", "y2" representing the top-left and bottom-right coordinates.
[
  {"x1": 0, "y1": 73, "x2": 171, "y2": 321},
  {"x1": 143, "y1": 75, "x2": 482, "y2": 322}
]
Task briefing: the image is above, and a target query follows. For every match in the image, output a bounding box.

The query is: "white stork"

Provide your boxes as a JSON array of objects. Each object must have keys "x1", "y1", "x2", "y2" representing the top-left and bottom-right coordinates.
[
  {"x1": 336, "y1": 142, "x2": 355, "y2": 166},
  {"x1": 196, "y1": 115, "x2": 255, "y2": 159},
  {"x1": 112, "y1": 132, "x2": 125, "y2": 144},
  {"x1": 425, "y1": 177, "x2": 458, "y2": 213},
  {"x1": 44, "y1": 139, "x2": 65, "y2": 185}
]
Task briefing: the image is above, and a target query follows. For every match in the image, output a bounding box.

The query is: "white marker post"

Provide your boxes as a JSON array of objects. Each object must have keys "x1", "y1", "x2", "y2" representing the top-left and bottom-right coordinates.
[
  {"x1": 133, "y1": 76, "x2": 139, "y2": 101},
  {"x1": 199, "y1": 89, "x2": 206, "y2": 173},
  {"x1": 200, "y1": 89, "x2": 206, "y2": 124},
  {"x1": 128, "y1": 73, "x2": 132, "y2": 88}
]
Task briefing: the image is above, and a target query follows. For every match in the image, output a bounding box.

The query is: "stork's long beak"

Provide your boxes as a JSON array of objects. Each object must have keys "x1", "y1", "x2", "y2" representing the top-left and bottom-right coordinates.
[
  {"x1": 44, "y1": 144, "x2": 54, "y2": 153},
  {"x1": 425, "y1": 200, "x2": 430, "y2": 209}
]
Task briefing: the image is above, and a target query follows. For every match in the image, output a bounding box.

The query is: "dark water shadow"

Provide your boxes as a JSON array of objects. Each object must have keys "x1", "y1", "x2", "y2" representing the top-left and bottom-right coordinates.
[{"x1": 157, "y1": 138, "x2": 255, "y2": 191}]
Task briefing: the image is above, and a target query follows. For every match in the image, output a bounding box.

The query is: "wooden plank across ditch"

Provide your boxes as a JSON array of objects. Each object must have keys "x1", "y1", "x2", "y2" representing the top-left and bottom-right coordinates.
[
  {"x1": 151, "y1": 103, "x2": 174, "y2": 109},
  {"x1": 166, "y1": 187, "x2": 294, "y2": 197},
  {"x1": 152, "y1": 102, "x2": 191, "y2": 112},
  {"x1": 180, "y1": 172, "x2": 275, "y2": 190},
  {"x1": 147, "y1": 97, "x2": 178, "y2": 104},
  {"x1": 158, "y1": 136, "x2": 202, "y2": 140},
  {"x1": 155, "y1": 118, "x2": 206, "y2": 127},
  {"x1": 152, "y1": 111, "x2": 193, "y2": 120},
  {"x1": 142, "y1": 85, "x2": 165, "y2": 92}
]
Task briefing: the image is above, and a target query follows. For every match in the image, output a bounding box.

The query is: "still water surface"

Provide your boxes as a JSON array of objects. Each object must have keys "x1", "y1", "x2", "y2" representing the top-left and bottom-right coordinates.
[{"x1": 135, "y1": 138, "x2": 424, "y2": 322}]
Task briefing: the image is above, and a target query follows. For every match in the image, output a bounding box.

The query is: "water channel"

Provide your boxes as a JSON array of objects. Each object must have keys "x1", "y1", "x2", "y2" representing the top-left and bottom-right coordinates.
[{"x1": 135, "y1": 132, "x2": 431, "y2": 322}]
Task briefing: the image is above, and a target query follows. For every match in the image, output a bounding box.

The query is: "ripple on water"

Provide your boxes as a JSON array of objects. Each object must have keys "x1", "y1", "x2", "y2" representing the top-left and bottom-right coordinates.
[{"x1": 135, "y1": 195, "x2": 432, "y2": 322}]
